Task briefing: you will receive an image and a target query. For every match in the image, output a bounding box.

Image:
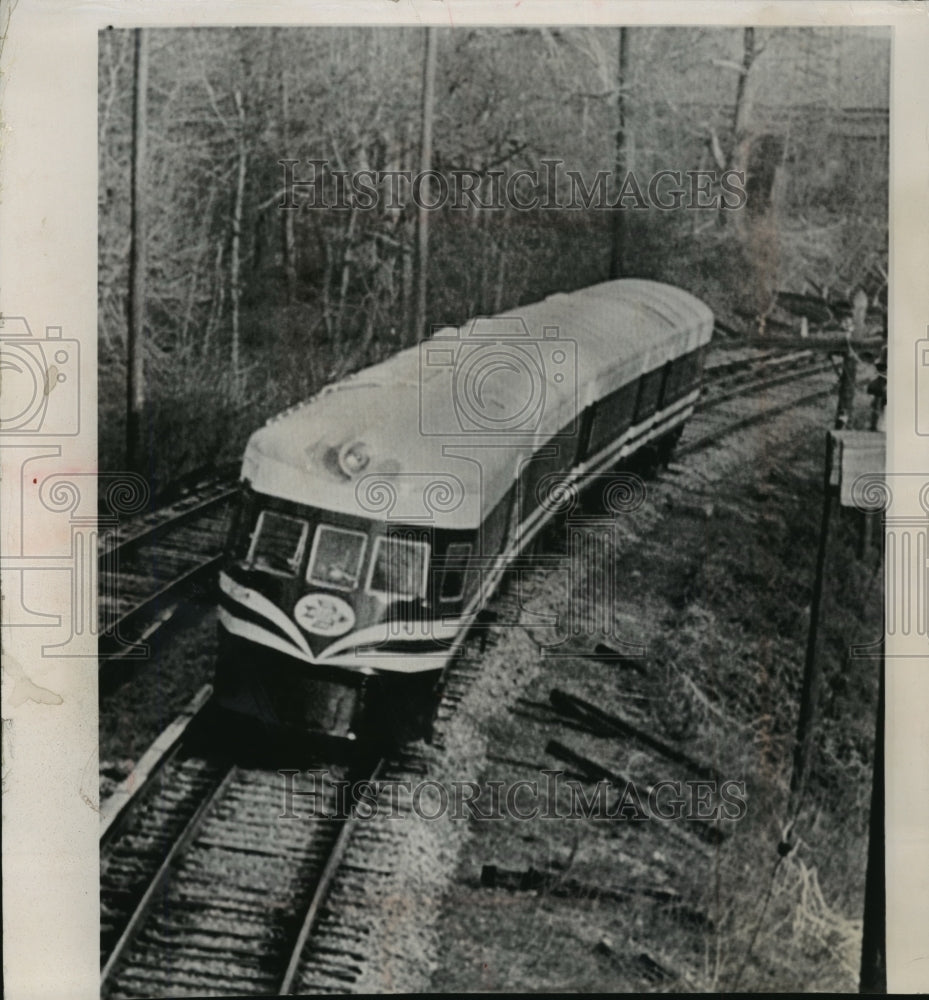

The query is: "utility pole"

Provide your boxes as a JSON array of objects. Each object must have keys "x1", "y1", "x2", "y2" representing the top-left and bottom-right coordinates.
[
  {"x1": 413, "y1": 26, "x2": 437, "y2": 342},
  {"x1": 609, "y1": 27, "x2": 629, "y2": 280},
  {"x1": 783, "y1": 424, "x2": 886, "y2": 981},
  {"x1": 835, "y1": 344, "x2": 858, "y2": 430},
  {"x1": 126, "y1": 27, "x2": 149, "y2": 473},
  {"x1": 783, "y1": 432, "x2": 835, "y2": 837},
  {"x1": 859, "y1": 652, "x2": 886, "y2": 992}
]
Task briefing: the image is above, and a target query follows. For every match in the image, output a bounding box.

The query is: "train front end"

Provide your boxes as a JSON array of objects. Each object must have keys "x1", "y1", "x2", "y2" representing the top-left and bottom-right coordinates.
[{"x1": 212, "y1": 366, "x2": 482, "y2": 743}]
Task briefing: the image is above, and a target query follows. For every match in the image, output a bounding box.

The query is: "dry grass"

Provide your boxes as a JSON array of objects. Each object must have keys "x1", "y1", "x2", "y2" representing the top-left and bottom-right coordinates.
[{"x1": 430, "y1": 396, "x2": 880, "y2": 993}]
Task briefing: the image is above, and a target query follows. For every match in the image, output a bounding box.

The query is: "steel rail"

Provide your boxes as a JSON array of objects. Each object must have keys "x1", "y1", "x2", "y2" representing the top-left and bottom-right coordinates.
[
  {"x1": 100, "y1": 762, "x2": 238, "y2": 988},
  {"x1": 100, "y1": 482, "x2": 237, "y2": 563},
  {"x1": 100, "y1": 683, "x2": 215, "y2": 850},
  {"x1": 278, "y1": 756, "x2": 388, "y2": 995}
]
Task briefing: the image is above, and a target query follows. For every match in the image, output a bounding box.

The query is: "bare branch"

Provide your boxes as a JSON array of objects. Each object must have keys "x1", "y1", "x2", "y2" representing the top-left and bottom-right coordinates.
[{"x1": 200, "y1": 70, "x2": 231, "y2": 133}]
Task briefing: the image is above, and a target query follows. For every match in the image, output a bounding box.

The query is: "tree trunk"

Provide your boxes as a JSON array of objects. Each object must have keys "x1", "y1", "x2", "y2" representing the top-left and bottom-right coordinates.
[
  {"x1": 399, "y1": 120, "x2": 415, "y2": 342},
  {"x1": 126, "y1": 27, "x2": 149, "y2": 473},
  {"x1": 609, "y1": 26, "x2": 630, "y2": 280},
  {"x1": 180, "y1": 186, "x2": 217, "y2": 349},
  {"x1": 336, "y1": 206, "x2": 359, "y2": 347},
  {"x1": 278, "y1": 33, "x2": 297, "y2": 305},
  {"x1": 413, "y1": 26, "x2": 437, "y2": 343},
  {"x1": 493, "y1": 222, "x2": 508, "y2": 314},
  {"x1": 230, "y1": 89, "x2": 247, "y2": 375},
  {"x1": 731, "y1": 27, "x2": 755, "y2": 169},
  {"x1": 721, "y1": 26, "x2": 756, "y2": 229},
  {"x1": 204, "y1": 241, "x2": 224, "y2": 359}
]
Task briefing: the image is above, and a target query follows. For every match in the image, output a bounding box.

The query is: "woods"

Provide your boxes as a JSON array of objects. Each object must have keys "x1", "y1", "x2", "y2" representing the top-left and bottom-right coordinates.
[{"x1": 98, "y1": 26, "x2": 889, "y2": 488}]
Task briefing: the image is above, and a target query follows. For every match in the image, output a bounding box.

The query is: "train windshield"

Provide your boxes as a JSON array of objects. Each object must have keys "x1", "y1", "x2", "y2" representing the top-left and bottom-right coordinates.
[
  {"x1": 247, "y1": 511, "x2": 309, "y2": 577},
  {"x1": 367, "y1": 536, "x2": 429, "y2": 600},
  {"x1": 307, "y1": 525, "x2": 367, "y2": 591}
]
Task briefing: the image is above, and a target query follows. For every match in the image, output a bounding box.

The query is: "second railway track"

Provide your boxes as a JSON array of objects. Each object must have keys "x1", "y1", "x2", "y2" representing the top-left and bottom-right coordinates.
[{"x1": 98, "y1": 478, "x2": 237, "y2": 668}]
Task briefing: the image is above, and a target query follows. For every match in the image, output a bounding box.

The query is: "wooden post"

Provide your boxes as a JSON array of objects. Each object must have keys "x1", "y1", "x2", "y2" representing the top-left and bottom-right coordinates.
[
  {"x1": 859, "y1": 650, "x2": 886, "y2": 992},
  {"x1": 860, "y1": 487, "x2": 886, "y2": 991},
  {"x1": 609, "y1": 27, "x2": 629, "y2": 280},
  {"x1": 835, "y1": 346, "x2": 858, "y2": 430},
  {"x1": 413, "y1": 27, "x2": 437, "y2": 342},
  {"x1": 785, "y1": 432, "x2": 834, "y2": 834},
  {"x1": 126, "y1": 27, "x2": 149, "y2": 473}
]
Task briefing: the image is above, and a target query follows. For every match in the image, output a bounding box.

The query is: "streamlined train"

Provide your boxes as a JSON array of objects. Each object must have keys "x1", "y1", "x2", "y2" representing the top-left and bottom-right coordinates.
[{"x1": 213, "y1": 279, "x2": 714, "y2": 741}]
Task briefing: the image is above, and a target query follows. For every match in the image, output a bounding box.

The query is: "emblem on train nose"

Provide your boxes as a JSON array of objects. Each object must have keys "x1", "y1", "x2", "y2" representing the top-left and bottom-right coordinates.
[{"x1": 293, "y1": 593, "x2": 356, "y2": 636}]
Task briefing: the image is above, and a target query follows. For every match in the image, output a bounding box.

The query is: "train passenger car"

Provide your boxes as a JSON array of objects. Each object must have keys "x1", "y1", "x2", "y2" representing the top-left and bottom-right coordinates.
[{"x1": 213, "y1": 279, "x2": 714, "y2": 741}]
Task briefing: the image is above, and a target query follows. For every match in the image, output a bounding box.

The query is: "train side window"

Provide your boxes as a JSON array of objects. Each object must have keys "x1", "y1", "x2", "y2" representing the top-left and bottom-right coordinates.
[
  {"x1": 367, "y1": 535, "x2": 430, "y2": 600},
  {"x1": 586, "y1": 383, "x2": 637, "y2": 458},
  {"x1": 633, "y1": 367, "x2": 665, "y2": 423},
  {"x1": 662, "y1": 356, "x2": 684, "y2": 405},
  {"x1": 440, "y1": 542, "x2": 472, "y2": 601},
  {"x1": 307, "y1": 525, "x2": 367, "y2": 591},
  {"x1": 687, "y1": 346, "x2": 707, "y2": 390},
  {"x1": 246, "y1": 510, "x2": 309, "y2": 577},
  {"x1": 662, "y1": 349, "x2": 701, "y2": 405},
  {"x1": 656, "y1": 360, "x2": 675, "y2": 408}
]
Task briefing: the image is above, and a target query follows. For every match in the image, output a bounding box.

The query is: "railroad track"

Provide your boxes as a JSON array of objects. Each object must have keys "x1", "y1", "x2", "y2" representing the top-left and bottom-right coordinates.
[
  {"x1": 700, "y1": 346, "x2": 835, "y2": 412},
  {"x1": 98, "y1": 345, "x2": 849, "y2": 996},
  {"x1": 681, "y1": 348, "x2": 843, "y2": 457},
  {"x1": 100, "y1": 691, "x2": 387, "y2": 998},
  {"x1": 98, "y1": 477, "x2": 237, "y2": 666}
]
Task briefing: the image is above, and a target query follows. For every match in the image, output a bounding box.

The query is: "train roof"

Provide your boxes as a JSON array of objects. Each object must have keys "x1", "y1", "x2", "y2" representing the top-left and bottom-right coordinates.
[{"x1": 242, "y1": 279, "x2": 713, "y2": 528}]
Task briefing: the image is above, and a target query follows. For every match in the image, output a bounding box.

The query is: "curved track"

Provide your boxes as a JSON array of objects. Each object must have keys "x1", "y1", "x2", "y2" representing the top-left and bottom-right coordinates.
[
  {"x1": 99, "y1": 341, "x2": 845, "y2": 995},
  {"x1": 98, "y1": 479, "x2": 236, "y2": 668},
  {"x1": 699, "y1": 346, "x2": 834, "y2": 412}
]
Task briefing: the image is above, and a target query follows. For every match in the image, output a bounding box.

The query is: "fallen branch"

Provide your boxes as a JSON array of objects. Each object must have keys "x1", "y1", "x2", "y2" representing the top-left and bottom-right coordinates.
[
  {"x1": 549, "y1": 688, "x2": 721, "y2": 782},
  {"x1": 480, "y1": 863, "x2": 712, "y2": 930},
  {"x1": 545, "y1": 739, "x2": 729, "y2": 847}
]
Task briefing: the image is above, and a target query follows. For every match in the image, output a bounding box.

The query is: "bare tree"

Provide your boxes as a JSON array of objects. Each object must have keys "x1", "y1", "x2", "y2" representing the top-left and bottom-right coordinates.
[
  {"x1": 414, "y1": 26, "x2": 438, "y2": 342},
  {"x1": 126, "y1": 28, "x2": 149, "y2": 472}
]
